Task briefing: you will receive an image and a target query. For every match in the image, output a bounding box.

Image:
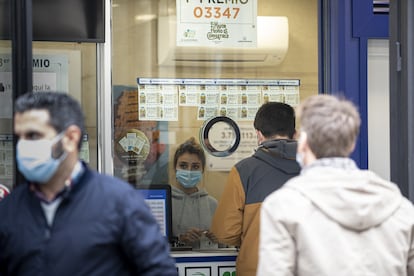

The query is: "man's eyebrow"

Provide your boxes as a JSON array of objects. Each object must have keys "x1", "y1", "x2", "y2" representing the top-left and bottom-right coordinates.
[{"x1": 17, "y1": 129, "x2": 42, "y2": 136}]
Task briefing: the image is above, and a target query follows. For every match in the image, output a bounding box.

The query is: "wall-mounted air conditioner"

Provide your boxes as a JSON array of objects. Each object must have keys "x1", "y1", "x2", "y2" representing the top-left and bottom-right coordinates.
[{"x1": 157, "y1": 16, "x2": 289, "y2": 67}]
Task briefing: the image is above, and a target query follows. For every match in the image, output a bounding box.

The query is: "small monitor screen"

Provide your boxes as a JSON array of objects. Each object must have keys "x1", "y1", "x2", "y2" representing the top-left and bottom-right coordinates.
[
  {"x1": 136, "y1": 184, "x2": 172, "y2": 241},
  {"x1": 0, "y1": 0, "x2": 105, "y2": 42}
]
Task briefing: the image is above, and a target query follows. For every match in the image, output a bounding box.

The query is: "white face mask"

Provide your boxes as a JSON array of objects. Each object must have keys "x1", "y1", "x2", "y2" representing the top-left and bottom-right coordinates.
[
  {"x1": 296, "y1": 131, "x2": 307, "y2": 168},
  {"x1": 16, "y1": 132, "x2": 67, "y2": 183},
  {"x1": 296, "y1": 152, "x2": 304, "y2": 168}
]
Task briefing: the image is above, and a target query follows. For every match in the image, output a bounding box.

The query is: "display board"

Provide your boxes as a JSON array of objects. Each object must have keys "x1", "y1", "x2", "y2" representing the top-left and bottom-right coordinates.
[{"x1": 137, "y1": 78, "x2": 300, "y2": 122}]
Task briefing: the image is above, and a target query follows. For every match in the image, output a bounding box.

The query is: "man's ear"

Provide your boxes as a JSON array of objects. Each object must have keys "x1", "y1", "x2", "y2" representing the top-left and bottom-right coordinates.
[
  {"x1": 256, "y1": 129, "x2": 265, "y2": 144},
  {"x1": 348, "y1": 141, "x2": 356, "y2": 155},
  {"x1": 293, "y1": 129, "x2": 298, "y2": 140},
  {"x1": 63, "y1": 125, "x2": 82, "y2": 153}
]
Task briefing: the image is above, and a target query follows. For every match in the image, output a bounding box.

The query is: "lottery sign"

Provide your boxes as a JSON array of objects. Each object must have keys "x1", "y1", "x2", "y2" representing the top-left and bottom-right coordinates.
[{"x1": 176, "y1": 0, "x2": 258, "y2": 47}]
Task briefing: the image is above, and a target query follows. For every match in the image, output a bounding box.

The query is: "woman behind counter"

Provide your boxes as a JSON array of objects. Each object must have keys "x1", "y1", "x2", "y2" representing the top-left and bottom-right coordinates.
[{"x1": 172, "y1": 137, "x2": 218, "y2": 248}]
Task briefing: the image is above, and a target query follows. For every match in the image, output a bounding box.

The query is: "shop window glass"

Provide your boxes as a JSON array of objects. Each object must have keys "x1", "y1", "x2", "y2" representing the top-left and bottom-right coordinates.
[{"x1": 112, "y1": 0, "x2": 318, "y2": 247}]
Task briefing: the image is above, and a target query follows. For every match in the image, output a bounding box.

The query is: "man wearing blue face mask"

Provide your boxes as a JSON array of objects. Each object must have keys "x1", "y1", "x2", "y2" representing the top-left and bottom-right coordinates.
[
  {"x1": 171, "y1": 137, "x2": 218, "y2": 249},
  {"x1": 0, "y1": 92, "x2": 177, "y2": 276}
]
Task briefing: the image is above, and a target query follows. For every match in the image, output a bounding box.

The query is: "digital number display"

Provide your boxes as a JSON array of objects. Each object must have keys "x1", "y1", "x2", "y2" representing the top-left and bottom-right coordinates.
[{"x1": 193, "y1": 7, "x2": 240, "y2": 19}]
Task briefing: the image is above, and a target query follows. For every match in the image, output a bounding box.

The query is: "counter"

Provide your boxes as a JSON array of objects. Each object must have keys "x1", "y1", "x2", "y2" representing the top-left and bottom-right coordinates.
[{"x1": 172, "y1": 248, "x2": 237, "y2": 276}]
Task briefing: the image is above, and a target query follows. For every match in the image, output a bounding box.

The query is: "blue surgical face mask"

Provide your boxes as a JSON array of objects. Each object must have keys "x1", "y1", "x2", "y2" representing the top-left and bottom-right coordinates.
[
  {"x1": 16, "y1": 132, "x2": 67, "y2": 183},
  {"x1": 176, "y1": 170, "x2": 202, "y2": 188}
]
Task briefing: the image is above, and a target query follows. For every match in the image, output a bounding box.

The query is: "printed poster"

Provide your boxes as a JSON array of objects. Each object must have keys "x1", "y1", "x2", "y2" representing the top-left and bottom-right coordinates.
[
  {"x1": 176, "y1": 0, "x2": 258, "y2": 47},
  {"x1": 0, "y1": 53, "x2": 69, "y2": 118}
]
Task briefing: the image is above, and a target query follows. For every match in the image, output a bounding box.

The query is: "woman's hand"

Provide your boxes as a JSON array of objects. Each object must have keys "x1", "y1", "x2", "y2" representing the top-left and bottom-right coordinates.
[
  {"x1": 205, "y1": 230, "x2": 218, "y2": 243},
  {"x1": 179, "y1": 228, "x2": 219, "y2": 245},
  {"x1": 179, "y1": 228, "x2": 203, "y2": 244}
]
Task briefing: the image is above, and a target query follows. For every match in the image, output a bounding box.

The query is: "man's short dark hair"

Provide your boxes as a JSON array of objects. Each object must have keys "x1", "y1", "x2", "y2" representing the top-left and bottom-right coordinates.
[
  {"x1": 15, "y1": 92, "x2": 85, "y2": 150},
  {"x1": 253, "y1": 102, "x2": 296, "y2": 139}
]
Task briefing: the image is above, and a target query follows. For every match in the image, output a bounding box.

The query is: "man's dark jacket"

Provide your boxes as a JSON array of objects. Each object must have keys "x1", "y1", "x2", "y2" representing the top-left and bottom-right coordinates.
[{"x1": 0, "y1": 163, "x2": 177, "y2": 276}]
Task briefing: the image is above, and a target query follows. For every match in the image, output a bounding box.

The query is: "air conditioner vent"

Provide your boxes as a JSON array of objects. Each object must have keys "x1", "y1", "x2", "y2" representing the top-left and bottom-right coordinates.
[{"x1": 157, "y1": 16, "x2": 289, "y2": 67}]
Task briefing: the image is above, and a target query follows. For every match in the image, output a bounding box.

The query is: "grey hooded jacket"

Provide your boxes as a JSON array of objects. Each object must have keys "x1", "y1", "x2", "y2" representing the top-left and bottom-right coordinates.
[{"x1": 171, "y1": 186, "x2": 217, "y2": 248}]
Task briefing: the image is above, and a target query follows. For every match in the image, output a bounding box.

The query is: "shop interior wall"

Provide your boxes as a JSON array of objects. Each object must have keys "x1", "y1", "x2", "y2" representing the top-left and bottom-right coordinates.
[
  {"x1": 31, "y1": 42, "x2": 98, "y2": 171},
  {"x1": 0, "y1": 41, "x2": 13, "y2": 188},
  {"x1": 0, "y1": 41, "x2": 13, "y2": 134},
  {"x1": 0, "y1": 41, "x2": 97, "y2": 187},
  {"x1": 112, "y1": 0, "x2": 318, "y2": 200}
]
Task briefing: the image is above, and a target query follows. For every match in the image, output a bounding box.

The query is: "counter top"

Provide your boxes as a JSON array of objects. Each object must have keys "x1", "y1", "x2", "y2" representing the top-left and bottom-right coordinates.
[{"x1": 171, "y1": 248, "x2": 238, "y2": 257}]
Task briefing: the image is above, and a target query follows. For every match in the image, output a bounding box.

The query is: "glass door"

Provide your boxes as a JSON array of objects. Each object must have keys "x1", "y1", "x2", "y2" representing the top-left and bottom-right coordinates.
[{"x1": 0, "y1": 0, "x2": 13, "y2": 199}]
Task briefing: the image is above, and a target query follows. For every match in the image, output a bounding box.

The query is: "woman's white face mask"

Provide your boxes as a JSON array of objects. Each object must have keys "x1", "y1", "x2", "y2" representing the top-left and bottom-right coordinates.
[
  {"x1": 296, "y1": 131, "x2": 307, "y2": 168},
  {"x1": 16, "y1": 132, "x2": 67, "y2": 183}
]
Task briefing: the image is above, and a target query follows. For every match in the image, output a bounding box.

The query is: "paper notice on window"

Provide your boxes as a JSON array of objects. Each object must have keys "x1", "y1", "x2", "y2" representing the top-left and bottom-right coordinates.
[
  {"x1": 176, "y1": 0, "x2": 258, "y2": 47},
  {"x1": 206, "y1": 123, "x2": 257, "y2": 171},
  {"x1": 0, "y1": 53, "x2": 69, "y2": 118}
]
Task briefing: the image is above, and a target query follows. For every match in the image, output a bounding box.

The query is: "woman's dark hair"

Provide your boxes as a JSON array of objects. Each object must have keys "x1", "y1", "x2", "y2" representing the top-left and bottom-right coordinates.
[{"x1": 173, "y1": 137, "x2": 206, "y2": 171}]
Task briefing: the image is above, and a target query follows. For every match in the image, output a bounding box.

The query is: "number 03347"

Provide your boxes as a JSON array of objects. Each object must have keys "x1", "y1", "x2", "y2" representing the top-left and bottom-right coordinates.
[{"x1": 193, "y1": 7, "x2": 240, "y2": 19}]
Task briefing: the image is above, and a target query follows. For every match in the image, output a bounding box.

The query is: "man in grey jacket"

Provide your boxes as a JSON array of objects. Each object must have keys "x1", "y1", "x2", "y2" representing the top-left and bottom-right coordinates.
[
  {"x1": 257, "y1": 94, "x2": 414, "y2": 276},
  {"x1": 211, "y1": 102, "x2": 300, "y2": 276}
]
